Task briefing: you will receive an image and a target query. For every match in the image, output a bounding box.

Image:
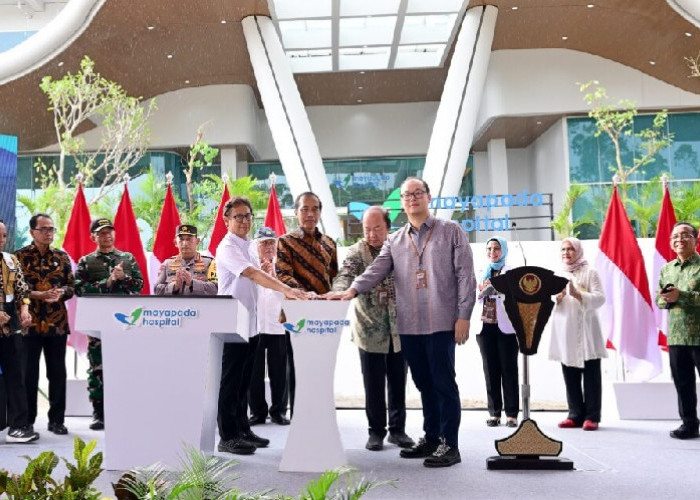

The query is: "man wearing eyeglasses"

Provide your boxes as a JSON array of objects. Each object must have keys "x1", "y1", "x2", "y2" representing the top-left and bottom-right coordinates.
[
  {"x1": 276, "y1": 191, "x2": 338, "y2": 414},
  {"x1": 327, "y1": 177, "x2": 476, "y2": 468},
  {"x1": 15, "y1": 213, "x2": 75, "y2": 436},
  {"x1": 657, "y1": 221, "x2": 700, "y2": 440},
  {"x1": 215, "y1": 197, "x2": 308, "y2": 456}
]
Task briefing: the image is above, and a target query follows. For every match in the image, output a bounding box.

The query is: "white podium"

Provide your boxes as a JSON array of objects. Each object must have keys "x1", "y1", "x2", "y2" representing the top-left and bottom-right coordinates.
[
  {"x1": 279, "y1": 299, "x2": 351, "y2": 473},
  {"x1": 75, "y1": 295, "x2": 249, "y2": 470}
]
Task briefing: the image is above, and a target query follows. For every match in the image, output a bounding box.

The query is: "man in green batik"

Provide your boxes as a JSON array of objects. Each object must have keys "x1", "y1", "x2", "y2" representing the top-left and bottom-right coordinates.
[{"x1": 74, "y1": 218, "x2": 143, "y2": 430}]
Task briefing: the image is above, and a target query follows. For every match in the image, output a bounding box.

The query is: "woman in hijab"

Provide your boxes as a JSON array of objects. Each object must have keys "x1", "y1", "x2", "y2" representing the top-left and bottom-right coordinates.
[
  {"x1": 476, "y1": 237, "x2": 519, "y2": 428},
  {"x1": 549, "y1": 237, "x2": 606, "y2": 431}
]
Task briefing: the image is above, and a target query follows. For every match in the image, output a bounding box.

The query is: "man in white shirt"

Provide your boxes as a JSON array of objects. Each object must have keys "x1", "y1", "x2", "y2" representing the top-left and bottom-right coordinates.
[
  {"x1": 215, "y1": 197, "x2": 307, "y2": 455},
  {"x1": 248, "y1": 227, "x2": 290, "y2": 426}
]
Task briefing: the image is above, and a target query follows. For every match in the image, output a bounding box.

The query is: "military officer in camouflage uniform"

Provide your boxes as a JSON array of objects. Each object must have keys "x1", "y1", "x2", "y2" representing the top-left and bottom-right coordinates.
[
  {"x1": 154, "y1": 224, "x2": 217, "y2": 296},
  {"x1": 74, "y1": 218, "x2": 144, "y2": 430}
]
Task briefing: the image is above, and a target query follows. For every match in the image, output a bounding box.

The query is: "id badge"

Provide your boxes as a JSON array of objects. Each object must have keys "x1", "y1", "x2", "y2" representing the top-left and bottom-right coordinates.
[
  {"x1": 377, "y1": 287, "x2": 389, "y2": 306},
  {"x1": 415, "y1": 269, "x2": 428, "y2": 289}
]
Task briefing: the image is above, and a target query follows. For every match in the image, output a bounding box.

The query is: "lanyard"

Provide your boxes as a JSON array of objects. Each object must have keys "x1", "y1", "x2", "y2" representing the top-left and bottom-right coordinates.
[{"x1": 408, "y1": 223, "x2": 435, "y2": 267}]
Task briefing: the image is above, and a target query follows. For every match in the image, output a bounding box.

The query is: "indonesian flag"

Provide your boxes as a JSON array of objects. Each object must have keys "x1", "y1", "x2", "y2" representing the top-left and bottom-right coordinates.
[
  {"x1": 62, "y1": 183, "x2": 95, "y2": 354},
  {"x1": 113, "y1": 183, "x2": 150, "y2": 295},
  {"x1": 152, "y1": 183, "x2": 181, "y2": 262},
  {"x1": 264, "y1": 184, "x2": 287, "y2": 237},
  {"x1": 651, "y1": 184, "x2": 676, "y2": 351},
  {"x1": 596, "y1": 185, "x2": 662, "y2": 381},
  {"x1": 207, "y1": 183, "x2": 230, "y2": 256}
]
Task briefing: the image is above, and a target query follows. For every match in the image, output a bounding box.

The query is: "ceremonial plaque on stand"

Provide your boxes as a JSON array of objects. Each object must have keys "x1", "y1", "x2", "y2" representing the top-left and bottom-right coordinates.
[{"x1": 488, "y1": 266, "x2": 573, "y2": 471}]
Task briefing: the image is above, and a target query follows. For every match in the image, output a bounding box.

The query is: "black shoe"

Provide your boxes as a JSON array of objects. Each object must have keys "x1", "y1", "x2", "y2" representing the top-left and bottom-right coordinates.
[
  {"x1": 48, "y1": 422, "x2": 68, "y2": 435},
  {"x1": 670, "y1": 424, "x2": 700, "y2": 440},
  {"x1": 399, "y1": 437, "x2": 439, "y2": 458},
  {"x1": 218, "y1": 438, "x2": 256, "y2": 455},
  {"x1": 89, "y1": 417, "x2": 104, "y2": 431},
  {"x1": 423, "y1": 441, "x2": 461, "y2": 468},
  {"x1": 387, "y1": 432, "x2": 415, "y2": 449},
  {"x1": 6, "y1": 426, "x2": 40, "y2": 443},
  {"x1": 240, "y1": 430, "x2": 270, "y2": 448},
  {"x1": 248, "y1": 415, "x2": 266, "y2": 426},
  {"x1": 270, "y1": 414, "x2": 290, "y2": 425},
  {"x1": 486, "y1": 417, "x2": 500, "y2": 427},
  {"x1": 365, "y1": 434, "x2": 383, "y2": 451},
  {"x1": 505, "y1": 418, "x2": 518, "y2": 428}
]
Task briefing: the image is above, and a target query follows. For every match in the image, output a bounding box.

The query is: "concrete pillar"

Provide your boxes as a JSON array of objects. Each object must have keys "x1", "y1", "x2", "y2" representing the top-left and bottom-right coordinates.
[
  {"x1": 220, "y1": 147, "x2": 237, "y2": 180},
  {"x1": 242, "y1": 15, "x2": 342, "y2": 240},
  {"x1": 422, "y1": 5, "x2": 498, "y2": 220}
]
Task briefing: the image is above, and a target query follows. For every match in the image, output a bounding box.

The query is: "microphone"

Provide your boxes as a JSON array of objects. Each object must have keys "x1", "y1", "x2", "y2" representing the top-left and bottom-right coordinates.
[{"x1": 511, "y1": 222, "x2": 527, "y2": 266}]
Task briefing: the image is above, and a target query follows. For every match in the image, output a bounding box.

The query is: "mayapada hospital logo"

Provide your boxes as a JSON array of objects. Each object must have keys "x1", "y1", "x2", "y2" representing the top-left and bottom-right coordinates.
[
  {"x1": 114, "y1": 306, "x2": 198, "y2": 328},
  {"x1": 283, "y1": 317, "x2": 350, "y2": 335}
]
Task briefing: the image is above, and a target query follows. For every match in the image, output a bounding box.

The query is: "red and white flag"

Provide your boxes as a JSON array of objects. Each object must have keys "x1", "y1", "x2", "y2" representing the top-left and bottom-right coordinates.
[
  {"x1": 651, "y1": 184, "x2": 676, "y2": 351},
  {"x1": 152, "y1": 182, "x2": 181, "y2": 263},
  {"x1": 597, "y1": 185, "x2": 662, "y2": 381},
  {"x1": 113, "y1": 183, "x2": 150, "y2": 295},
  {"x1": 62, "y1": 183, "x2": 95, "y2": 354},
  {"x1": 264, "y1": 184, "x2": 287, "y2": 237},
  {"x1": 208, "y1": 182, "x2": 230, "y2": 256}
]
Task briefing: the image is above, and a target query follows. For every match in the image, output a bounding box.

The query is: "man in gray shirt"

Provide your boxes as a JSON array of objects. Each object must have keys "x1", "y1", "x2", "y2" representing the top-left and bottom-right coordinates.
[{"x1": 327, "y1": 177, "x2": 476, "y2": 468}]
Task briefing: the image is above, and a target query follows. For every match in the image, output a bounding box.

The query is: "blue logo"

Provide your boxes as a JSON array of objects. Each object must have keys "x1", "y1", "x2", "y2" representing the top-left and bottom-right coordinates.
[
  {"x1": 114, "y1": 307, "x2": 143, "y2": 327},
  {"x1": 283, "y1": 318, "x2": 306, "y2": 333}
]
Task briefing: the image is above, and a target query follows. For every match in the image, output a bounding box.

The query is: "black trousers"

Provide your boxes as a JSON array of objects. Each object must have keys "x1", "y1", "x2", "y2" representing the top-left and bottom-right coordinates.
[
  {"x1": 561, "y1": 359, "x2": 602, "y2": 424},
  {"x1": 358, "y1": 342, "x2": 408, "y2": 438},
  {"x1": 0, "y1": 334, "x2": 29, "y2": 429},
  {"x1": 217, "y1": 336, "x2": 259, "y2": 441},
  {"x1": 476, "y1": 324, "x2": 519, "y2": 418},
  {"x1": 23, "y1": 335, "x2": 67, "y2": 425},
  {"x1": 285, "y1": 331, "x2": 295, "y2": 417},
  {"x1": 669, "y1": 345, "x2": 700, "y2": 428},
  {"x1": 400, "y1": 331, "x2": 461, "y2": 448},
  {"x1": 249, "y1": 333, "x2": 288, "y2": 419}
]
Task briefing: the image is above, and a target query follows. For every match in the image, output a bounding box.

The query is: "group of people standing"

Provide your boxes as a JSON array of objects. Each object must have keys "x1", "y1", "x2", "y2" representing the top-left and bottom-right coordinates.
[{"x1": 2, "y1": 178, "x2": 699, "y2": 464}]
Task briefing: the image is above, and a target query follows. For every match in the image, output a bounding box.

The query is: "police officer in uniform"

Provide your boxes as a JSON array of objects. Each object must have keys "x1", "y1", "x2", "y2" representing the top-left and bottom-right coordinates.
[
  {"x1": 154, "y1": 224, "x2": 217, "y2": 296},
  {"x1": 74, "y1": 218, "x2": 144, "y2": 430}
]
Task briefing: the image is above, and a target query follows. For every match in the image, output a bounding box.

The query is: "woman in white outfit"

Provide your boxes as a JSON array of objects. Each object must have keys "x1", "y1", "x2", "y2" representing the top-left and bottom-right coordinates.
[{"x1": 549, "y1": 237, "x2": 606, "y2": 431}]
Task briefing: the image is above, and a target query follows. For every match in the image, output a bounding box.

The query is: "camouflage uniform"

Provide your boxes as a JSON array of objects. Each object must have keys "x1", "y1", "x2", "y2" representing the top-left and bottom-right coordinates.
[
  {"x1": 154, "y1": 253, "x2": 217, "y2": 295},
  {"x1": 74, "y1": 250, "x2": 143, "y2": 412}
]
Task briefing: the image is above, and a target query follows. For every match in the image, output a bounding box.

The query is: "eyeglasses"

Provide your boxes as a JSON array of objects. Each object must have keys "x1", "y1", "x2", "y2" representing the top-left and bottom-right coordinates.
[
  {"x1": 33, "y1": 227, "x2": 56, "y2": 234},
  {"x1": 229, "y1": 213, "x2": 253, "y2": 222},
  {"x1": 400, "y1": 190, "x2": 427, "y2": 200},
  {"x1": 671, "y1": 232, "x2": 695, "y2": 241}
]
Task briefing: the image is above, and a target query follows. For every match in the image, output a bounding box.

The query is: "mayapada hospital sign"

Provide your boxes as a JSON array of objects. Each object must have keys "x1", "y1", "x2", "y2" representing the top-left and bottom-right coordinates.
[{"x1": 430, "y1": 190, "x2": 545, "y2": 232}]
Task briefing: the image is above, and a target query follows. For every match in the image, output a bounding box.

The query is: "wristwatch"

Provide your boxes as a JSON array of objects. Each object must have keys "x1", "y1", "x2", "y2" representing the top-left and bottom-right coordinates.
[{"x1": 21, "y1": 298, "x2": 31, "y2": 305}]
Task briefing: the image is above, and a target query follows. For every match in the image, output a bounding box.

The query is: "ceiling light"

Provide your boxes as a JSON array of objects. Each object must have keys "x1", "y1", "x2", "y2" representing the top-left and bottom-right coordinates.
[
  {"x1": 167, "y1": 54, "x2": 173, "y2": 59},
  {"x1": 57, "y1": 61, "x2": 64, "y2": 67},
  {"x1": 360, "y1": 71, "x2": 366, "y2": 74},
  {"x1": 649, "y1": 60, "x2": 656, "y2": 65},
  {"x1": 357, "y1": 99, "x2": 363, "y2": 103},
  {"x1": 358, "y1": 86, "x2": 364, "y2": 89},
  {"x1": 147, "y1": 25, "x2": 155, "y2": 30},
  {"x1": 686, "y1": 32, "x2": 693, "y2": 37},
  {"x1": 536, "y1": 121, "x2": 542, "y2": 125},
  {"x1": 511, "y1": 6, "x2": 518, "y2": 10},
  {"x1": 185, "y1": 80, "x2": 190, "y2": 84},
  {"x1": 221, "y1": 20, "x2": 226, "y2": 24},
  {"x1": 587, "y1": 4, "x2": 594, "y2": 7},
  {"x1": 562, "y1": 36, "x2": 568, "y2": 40}
]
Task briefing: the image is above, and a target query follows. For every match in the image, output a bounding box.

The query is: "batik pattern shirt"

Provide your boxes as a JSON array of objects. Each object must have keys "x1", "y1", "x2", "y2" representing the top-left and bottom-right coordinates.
[
  {"x1": 15, "y1": 244, "x2": 75, "y2": 336},
  {"x1": 277, "y1": 228, "x2": 338, "y2": 294},
  {"x1": 332, "y1": 240, "x2": 399, "y2": 354},
  {"x1": 656, "y1": 253, "x2": 700, "y2": 346},
  {"x1": 74, "y1": 249, "x2": 143, "y2": 296},
  {"x1": 1, "y1": 252, "x2": 29, "y2": 335}
]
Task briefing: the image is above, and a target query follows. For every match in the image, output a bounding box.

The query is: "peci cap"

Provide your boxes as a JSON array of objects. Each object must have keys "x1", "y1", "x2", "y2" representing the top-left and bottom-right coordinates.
[
  {"x1": 90, "y1": 218, "x2": 114, "y2": 233},
  {"x1": 176, "y1": 224, "x2": 198, "y2": 237},
  {"x1": 254, "y1": 226, "x2": 277, "y2": 241}
]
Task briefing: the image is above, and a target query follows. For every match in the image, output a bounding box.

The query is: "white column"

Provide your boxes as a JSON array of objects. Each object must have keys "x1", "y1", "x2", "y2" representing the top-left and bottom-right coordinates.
[
  {"x1": 422, "y1": 5, "x2": 498, "y2": 220},
  {"x1": 242, "y1": 16, "x2": 343, "y2": 240},
  {"x1": 219, "y1": 147, "x2": 237, "y2": 180}
]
